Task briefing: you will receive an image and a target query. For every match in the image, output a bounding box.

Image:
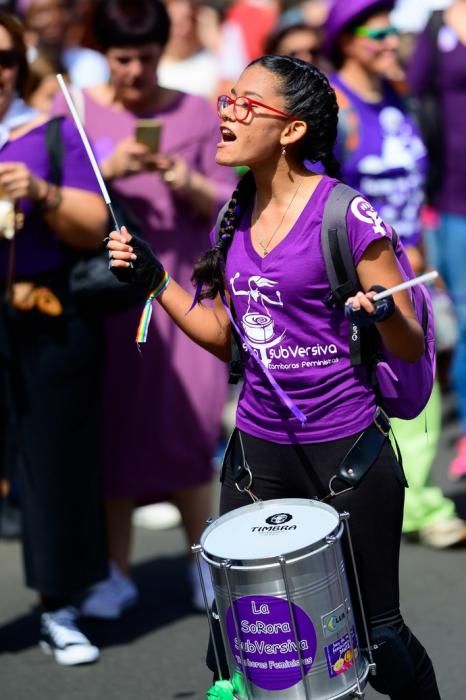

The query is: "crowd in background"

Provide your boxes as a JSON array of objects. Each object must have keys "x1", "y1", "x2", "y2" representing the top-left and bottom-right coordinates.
[{"x1": 0, "y1": 0, "x2": 465, "y2": 670}]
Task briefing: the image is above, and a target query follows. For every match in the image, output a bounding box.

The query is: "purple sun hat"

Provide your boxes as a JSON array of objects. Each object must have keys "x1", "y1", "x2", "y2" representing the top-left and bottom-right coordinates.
[{"x1": 323, "y1": 0, "x2": 396, "y2": 59}]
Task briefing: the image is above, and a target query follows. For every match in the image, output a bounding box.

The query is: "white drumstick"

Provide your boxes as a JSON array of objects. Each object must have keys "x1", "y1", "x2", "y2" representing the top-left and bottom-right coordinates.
[
  {"x1": 372, "y1": 270, "x2": 439, "y2": 301},
  {"x1": 56, "y1": 73, "x2": 120, "y2": 231}
]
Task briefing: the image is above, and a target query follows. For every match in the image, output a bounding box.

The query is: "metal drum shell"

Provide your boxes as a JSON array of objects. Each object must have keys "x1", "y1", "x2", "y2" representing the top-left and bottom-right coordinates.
[{"x1": 199, "y1": 499, "x2": 369, "y2": 700}]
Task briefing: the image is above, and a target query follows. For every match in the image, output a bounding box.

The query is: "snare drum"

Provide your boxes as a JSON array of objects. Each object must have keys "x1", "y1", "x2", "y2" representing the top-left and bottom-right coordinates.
[{"x1": 197, "y1": 499, "x2": 371, "y2": 700}]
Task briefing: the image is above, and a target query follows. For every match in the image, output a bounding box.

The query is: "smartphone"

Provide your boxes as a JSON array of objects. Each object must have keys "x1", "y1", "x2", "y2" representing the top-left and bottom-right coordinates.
[{"x1": 135, "y1": 119, "x2": 163, "y2": 153}]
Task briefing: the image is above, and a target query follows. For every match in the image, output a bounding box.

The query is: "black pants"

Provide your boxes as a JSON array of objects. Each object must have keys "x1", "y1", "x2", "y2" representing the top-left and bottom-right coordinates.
[
  {"x1": 208, "y1": 428, "x2": 440, "y2": 699},
  {"x1": 2, "y1": 302, "x2": 107, "y2": 597}
]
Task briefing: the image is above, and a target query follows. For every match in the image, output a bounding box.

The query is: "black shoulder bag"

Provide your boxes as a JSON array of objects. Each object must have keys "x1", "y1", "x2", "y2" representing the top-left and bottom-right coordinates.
[{"x1": 45, "y1": 117, "x2": 147, "y2": 315}]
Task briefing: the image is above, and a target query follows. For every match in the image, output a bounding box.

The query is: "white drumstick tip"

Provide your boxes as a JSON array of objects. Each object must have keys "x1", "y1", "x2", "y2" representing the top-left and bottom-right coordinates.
[{"x1": 372, "y1": 270, "x2": 439, "y2": 301}]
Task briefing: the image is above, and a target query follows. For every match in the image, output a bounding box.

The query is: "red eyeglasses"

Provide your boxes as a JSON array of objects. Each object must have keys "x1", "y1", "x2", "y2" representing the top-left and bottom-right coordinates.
[{"x1": 217, "y1": 94, "x2": 293, "y2": 123}]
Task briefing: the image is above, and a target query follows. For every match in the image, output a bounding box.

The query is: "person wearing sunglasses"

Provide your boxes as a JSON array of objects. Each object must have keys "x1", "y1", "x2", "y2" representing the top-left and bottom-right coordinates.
[
  {"x1": 107, "y1": 50, "x2": 440, "y2": 697},
  {"x1": 0, "y1": 10, "x2": 109, "y2": 665},
  {"x1": 323, "y1": 1, "x2": 466, "y2": 552},
  {"x1": 322, "y1": 1, "x2": 424, "y2": 267}
]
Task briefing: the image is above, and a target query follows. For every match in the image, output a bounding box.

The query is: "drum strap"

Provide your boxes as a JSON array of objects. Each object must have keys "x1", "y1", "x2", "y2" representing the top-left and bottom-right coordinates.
[
  {"x1": 222, "y1": 428, "x2": 260, "y2": 502},
  {"x1": 224, "y1": 408, "x2": 401, "y2": 503},
  {"x1": 324, "y1": 407, "x2": 393, "y2": 500}
]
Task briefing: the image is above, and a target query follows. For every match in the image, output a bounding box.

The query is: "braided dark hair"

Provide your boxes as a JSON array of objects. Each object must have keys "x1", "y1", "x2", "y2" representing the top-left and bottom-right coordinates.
[{"x1": 191, "y1": 55, "x2": 341, "y2": 300}]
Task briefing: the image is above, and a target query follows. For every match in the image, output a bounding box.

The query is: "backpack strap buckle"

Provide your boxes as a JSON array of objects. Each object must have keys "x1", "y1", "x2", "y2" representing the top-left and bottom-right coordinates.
[
  {"x1": 324, "y1": 280, "x2": 357, "y2": 310},
  {"x1": 374, "y1": 407, "x2": 390, "y2": 436}
]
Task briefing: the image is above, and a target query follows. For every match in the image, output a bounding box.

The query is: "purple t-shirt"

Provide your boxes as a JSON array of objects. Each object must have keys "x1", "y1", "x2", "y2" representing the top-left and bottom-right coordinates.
[
  {"x1": 407, "y1": 20, "x2": 466, "y2": 216},
  {"x1": 332, "y1": 75, "x2": 428, "y2": 247},
  {"x1": 221, "y1": 176, "x2": 393, "y2": 444},
  {"x1": 0, "y1": 118, "x2": 100, "y2": 279}
]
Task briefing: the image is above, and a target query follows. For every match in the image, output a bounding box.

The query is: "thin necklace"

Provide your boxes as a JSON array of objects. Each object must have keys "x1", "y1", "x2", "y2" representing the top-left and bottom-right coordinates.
[{"x1": 256, "y1": 180, "x2": 303, "y2": 256}]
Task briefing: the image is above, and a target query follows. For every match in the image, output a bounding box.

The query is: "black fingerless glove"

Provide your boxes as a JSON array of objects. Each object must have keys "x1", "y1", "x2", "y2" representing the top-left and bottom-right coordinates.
[
  {"x1": 110, "y1": 234, "x2": 166, "y2": 294},
  {"x1": 344, "y1": 285, "x2": 396, "y2": 328}
]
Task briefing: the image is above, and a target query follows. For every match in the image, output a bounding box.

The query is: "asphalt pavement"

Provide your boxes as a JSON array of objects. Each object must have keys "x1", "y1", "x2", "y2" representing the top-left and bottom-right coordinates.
[{"x1": 1, "y1": 395, "x2": 465, "y2": 700}]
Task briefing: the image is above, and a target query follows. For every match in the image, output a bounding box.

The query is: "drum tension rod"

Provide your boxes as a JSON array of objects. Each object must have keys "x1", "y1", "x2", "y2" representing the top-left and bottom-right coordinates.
[
  {"x1": 191, "y1": 544, "x2": 225, "y2": 684},
  {"x1": 222, "y1": 559, "x2": 255, "y2": 700},
  {"x1": 278, "y1": 555, "x2": 312, "y2": 700},
  {"x1": 340, "y1": 512, "x2": 377, "y2": 677}
]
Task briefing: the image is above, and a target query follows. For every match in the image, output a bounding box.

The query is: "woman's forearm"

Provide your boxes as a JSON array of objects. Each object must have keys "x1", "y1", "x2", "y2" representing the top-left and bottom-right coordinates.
[
  {"x1": 355, "y1": 239, "x2": 426, "y2": 362},
  {"x1": 157, "y1": 279, "x2": 231, "y2": 361},
  {"x1": 375, "y1": 310, "x2": 425, "y2": 362},
  {"x1": 107, "y1": 228, "x2": 231, "y2": 358},
  {"x1": 42, "y1": 188, "x2": 108, "y2": 250}
]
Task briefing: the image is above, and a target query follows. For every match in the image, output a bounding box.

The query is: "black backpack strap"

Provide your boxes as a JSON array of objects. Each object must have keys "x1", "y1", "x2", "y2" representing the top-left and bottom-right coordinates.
[
  {"x1": 45, "y1": 117, "x2": 64, "y2": 186},
  {"x1": 321, "y1": 182, "x2": 360, "y2": 309},
  {"x1": 321, "y1": 183, "x2": 380, "y2": 368},
  {"x1": 227, "y1": 327, "x2": 244, "y2": 384}
]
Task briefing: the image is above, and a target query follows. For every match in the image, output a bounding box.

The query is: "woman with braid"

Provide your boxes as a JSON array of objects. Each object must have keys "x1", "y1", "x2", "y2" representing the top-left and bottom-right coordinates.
[{"x1": 107, "y1": 55, "x2": 440, "y2": 698}]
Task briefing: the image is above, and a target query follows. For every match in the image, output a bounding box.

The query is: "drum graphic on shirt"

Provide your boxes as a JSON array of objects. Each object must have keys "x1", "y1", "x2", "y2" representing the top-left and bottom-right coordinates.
[
  {"x1": 242, "y1": 313, "x2": 275, "y2": 343},
  {"x1": 230, "y1": 273, "x2": 286, "y2": 367}
]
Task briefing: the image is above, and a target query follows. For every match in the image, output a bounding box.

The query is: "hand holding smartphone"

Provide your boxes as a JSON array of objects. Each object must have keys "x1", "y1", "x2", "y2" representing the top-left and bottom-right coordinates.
[{"x1": 135, "y1": 119, "x2": 163, "y2": 153}]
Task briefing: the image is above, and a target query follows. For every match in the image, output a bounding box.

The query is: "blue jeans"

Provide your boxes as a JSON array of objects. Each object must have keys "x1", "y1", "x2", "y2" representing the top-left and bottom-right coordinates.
[{"x1": 438, "y1": 213, "x2": 466, "y2": 432}]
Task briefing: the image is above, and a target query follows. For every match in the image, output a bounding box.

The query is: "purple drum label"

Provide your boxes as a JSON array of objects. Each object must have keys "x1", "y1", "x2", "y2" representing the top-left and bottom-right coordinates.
[
  {"x1": 324, "y1": 626, "x2": 359, "y2": 678},
  {"x1": 226, "y1": 595, "x2": 317, "y2": 691}
]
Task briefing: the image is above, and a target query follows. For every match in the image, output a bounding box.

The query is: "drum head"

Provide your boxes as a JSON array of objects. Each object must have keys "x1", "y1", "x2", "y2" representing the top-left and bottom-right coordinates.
[{"x1": 201, "y1": 498, "x2": 340, "y2": 564}]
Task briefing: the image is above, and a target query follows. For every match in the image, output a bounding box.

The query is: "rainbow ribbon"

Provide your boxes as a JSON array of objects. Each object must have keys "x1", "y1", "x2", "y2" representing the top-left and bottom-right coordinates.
[{"x1": 135, "y1": 271, "x2": 170, "y2": 345}]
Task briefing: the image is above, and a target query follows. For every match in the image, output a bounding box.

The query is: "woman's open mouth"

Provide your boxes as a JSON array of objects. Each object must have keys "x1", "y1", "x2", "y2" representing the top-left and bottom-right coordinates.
[{"x1": 219, "y1": 126, "x2": 236, "y2": 143}]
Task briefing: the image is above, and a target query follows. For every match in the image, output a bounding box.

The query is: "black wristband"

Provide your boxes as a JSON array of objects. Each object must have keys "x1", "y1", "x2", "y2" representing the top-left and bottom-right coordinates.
[
  {"x1": 368, "y1": 285, "x2": 396, "y2": 323},
  {"x1": 109, "y1": 233, "x2": 166, "y2": 294},
  {"x1": 344, "y1": 285, "x2": 396, "y2": 327}
]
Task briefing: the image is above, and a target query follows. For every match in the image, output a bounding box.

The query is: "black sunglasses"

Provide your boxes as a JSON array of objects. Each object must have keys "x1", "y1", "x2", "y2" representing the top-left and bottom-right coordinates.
[{"x1": 0, "y1": 49, "x2": 19, "y2": 68}]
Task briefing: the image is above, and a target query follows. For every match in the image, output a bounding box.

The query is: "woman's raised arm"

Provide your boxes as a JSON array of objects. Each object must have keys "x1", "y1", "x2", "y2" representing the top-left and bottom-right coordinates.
[
  {"x1": 107, "y1": 227, "x2": 231, "y2": 360},
  {"x1": 347, "y1": 238, "x2": 425, "y2": 362}
]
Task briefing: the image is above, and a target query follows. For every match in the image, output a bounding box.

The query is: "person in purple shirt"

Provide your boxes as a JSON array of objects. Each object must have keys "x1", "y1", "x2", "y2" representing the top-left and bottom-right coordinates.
[
  {"x1": 107, "y1": 55, "x2": 440, "y2": 697},
  {"x1": 323, "y1": 0, "x2": 466, "y2": 550},
  {"x1": 52, "y1": 0, "x2": 238, "y2": 620},
  {"x1": 328, "y1": 18, "x2": 427, "y2": 252},
  {"x1": 0, "y1": 11, "x2": 108, "y2": 665},
  {"x1": 408, "y1": 1, "x2": 466, "y2": 482}
]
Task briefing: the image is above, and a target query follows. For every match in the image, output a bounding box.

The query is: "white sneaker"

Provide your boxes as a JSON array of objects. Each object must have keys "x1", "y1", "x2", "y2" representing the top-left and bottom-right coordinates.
[
  {"x1": 190, "y1": 557, "x2": 215, "y2": 611},
  {"x1": 133, "y1": 502, "x2": 182, "y2": 530},
  {"x1": 419, "y1": 518, "x2": 466, "y2": 549},
  {"x1": 80, "y1": 563, "x2": 138, "y2": 619},
  {"x1": 40, "y1": 606, "x2": 99, "y2": 666}
]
